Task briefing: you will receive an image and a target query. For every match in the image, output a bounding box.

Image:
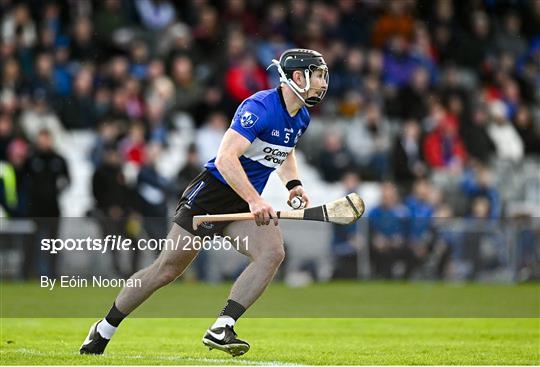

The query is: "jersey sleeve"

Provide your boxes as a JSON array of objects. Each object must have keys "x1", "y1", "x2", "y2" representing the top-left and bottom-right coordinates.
[{"x1": 230, "y1": 99, "x2": 269, "y2": 143}]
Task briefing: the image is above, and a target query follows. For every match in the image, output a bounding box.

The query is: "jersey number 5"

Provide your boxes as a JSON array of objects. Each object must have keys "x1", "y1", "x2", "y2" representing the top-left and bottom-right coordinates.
[{"x1": 284, "y1": 132, "x2": 290, "y2": 143}]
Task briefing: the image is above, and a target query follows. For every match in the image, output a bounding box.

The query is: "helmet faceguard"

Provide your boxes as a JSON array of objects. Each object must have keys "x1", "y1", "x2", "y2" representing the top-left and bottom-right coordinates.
[{"x1": 268, "y1": 48, "x2": 329, "y2": 107}]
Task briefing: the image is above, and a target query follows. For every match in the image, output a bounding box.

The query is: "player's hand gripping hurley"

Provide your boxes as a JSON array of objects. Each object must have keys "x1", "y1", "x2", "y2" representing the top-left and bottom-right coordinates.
[{"x1": 193, "y1": 193, "x2": 365, "y2": 230}]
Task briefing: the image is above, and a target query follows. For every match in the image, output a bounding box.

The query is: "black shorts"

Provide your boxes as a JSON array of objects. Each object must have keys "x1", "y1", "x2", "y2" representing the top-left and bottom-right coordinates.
[{"x1": 174, "y1": 170, "x2": 250, "y2": 237}]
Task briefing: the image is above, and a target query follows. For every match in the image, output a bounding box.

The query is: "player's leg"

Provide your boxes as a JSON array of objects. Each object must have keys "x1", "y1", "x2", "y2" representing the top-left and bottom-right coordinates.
[
  {"x1": 202, "y1": 221, "x2": 284, "y2": 356},
  {"x1": 224, "y1": 221, "x2": 284, "y2": 308},
  {"x1": 115, "y1": 223, "x2": 199, "y2": 313},
  {"x1": 80, "y1": 223, "x2": 199, "y2": 354}
]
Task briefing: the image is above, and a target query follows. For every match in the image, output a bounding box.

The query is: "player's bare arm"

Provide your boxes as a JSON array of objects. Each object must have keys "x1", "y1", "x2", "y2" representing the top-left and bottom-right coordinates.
[{"x1": 215, "y1": 129, "x2": 278, "y2": 226}]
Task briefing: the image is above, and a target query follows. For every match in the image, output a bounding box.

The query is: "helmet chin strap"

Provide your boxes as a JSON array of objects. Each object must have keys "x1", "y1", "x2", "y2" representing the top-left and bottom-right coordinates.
[{"x1": 268, "y1": 59, "x2": 318, "y2": 107}]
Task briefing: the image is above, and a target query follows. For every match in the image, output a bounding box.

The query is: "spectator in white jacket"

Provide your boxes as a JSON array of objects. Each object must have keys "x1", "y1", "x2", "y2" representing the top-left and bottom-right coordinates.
[
  {"x1": 345, "y1": 103, "x2": 392, "y2": 180},
  {"x1": 1, "y1": 3, "x2": 36, "y2": 47},
  {"x1": 487, "y1": 100, "x2": 524, "y2": 162},
  {"x1": 195, "y1": 111, "x2": 227, "y2": 165},
  {"x1": 19, "y1": 89, "x2": 66, "y2": 147}
]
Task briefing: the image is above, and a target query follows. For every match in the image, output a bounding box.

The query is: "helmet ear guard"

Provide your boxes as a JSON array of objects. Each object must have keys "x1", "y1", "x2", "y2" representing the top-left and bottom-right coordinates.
[{"x1": 268, "y1": 49, "x2": 329, "y2": 107}]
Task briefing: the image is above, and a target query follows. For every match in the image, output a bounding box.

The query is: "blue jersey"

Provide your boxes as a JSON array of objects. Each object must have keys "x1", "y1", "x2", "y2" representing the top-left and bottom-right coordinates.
[{"x1": 205, "y1": 88, "x2": 310, "y2": 193}]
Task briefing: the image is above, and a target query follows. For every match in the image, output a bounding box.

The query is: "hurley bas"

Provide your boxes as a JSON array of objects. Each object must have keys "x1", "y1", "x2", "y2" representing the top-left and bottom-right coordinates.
[{"x1": 41, "y1": 276, "x2": 142, "y2": 290}]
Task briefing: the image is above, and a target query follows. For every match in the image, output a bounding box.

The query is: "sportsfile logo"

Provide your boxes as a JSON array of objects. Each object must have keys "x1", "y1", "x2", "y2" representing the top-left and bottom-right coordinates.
[{"x1": 263, "y1": 146, "x2": 289, "y2": 165}]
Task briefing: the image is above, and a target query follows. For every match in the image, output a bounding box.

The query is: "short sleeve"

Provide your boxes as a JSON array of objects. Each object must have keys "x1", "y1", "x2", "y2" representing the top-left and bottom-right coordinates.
[{"x1": 230, "y1": 99, "x2": 268, "y2": 143}]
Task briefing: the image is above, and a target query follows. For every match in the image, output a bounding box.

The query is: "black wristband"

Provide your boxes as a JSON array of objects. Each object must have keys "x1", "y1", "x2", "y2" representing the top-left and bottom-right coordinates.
[{"x1": 286, "y1": 179, "x2": 302, "y2": 191}]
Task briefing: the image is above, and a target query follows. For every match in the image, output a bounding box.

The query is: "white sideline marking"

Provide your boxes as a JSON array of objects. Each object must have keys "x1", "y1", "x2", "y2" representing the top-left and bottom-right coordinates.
[{"x1": 4, "y1": 348, "x2": 302, "y2": 366}]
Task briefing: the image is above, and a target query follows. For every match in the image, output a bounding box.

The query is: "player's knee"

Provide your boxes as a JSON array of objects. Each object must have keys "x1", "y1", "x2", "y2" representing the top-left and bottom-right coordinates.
[
  {"x1": 155, "y1": 265, "x2": 180, "y2": 286},
  {"x1": 264, "y1": 245, "x2": 285, "y2": 267}
]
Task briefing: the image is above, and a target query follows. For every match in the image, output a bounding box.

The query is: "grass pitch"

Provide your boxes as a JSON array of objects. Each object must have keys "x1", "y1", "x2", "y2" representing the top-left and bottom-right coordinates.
[{"x1": 1, "y1": 282, "x2": 538, "y2": 365}]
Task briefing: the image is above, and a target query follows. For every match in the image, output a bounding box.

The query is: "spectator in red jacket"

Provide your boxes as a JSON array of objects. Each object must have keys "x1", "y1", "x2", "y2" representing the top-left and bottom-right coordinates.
[
  {"x1": 120, "y1": 122, "x2": 146, "y2": 166},
  {"x1": 225, "y1": 54, "x2": 269, "y2": 103},
  {"x1": 423, "y1": 118, "x2": 467, "y2": 169}
]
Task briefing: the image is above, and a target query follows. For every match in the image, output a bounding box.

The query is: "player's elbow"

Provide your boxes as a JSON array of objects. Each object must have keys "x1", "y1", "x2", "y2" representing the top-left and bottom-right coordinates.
[
  {"x1": 214, "y1": 155, "x2": 225, "y2": 172},
  {"x1": 214, "y1": 153, "x2": 232, "y2": 174}
]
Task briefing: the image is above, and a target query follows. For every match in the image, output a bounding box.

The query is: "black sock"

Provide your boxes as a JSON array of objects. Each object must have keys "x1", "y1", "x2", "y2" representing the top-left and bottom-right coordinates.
[
  {"x1": 219, "y1": 299, "x2": 246, "y2": 321},
  {"x1": 104, "y1": 302, "x2": 127, "y2": 327}
]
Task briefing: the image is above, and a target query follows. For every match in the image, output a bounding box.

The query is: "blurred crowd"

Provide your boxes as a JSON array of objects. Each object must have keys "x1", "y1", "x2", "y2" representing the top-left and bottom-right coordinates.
[{"x1": 0, "y1": 0, "x2": 539, "y2": 281}]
